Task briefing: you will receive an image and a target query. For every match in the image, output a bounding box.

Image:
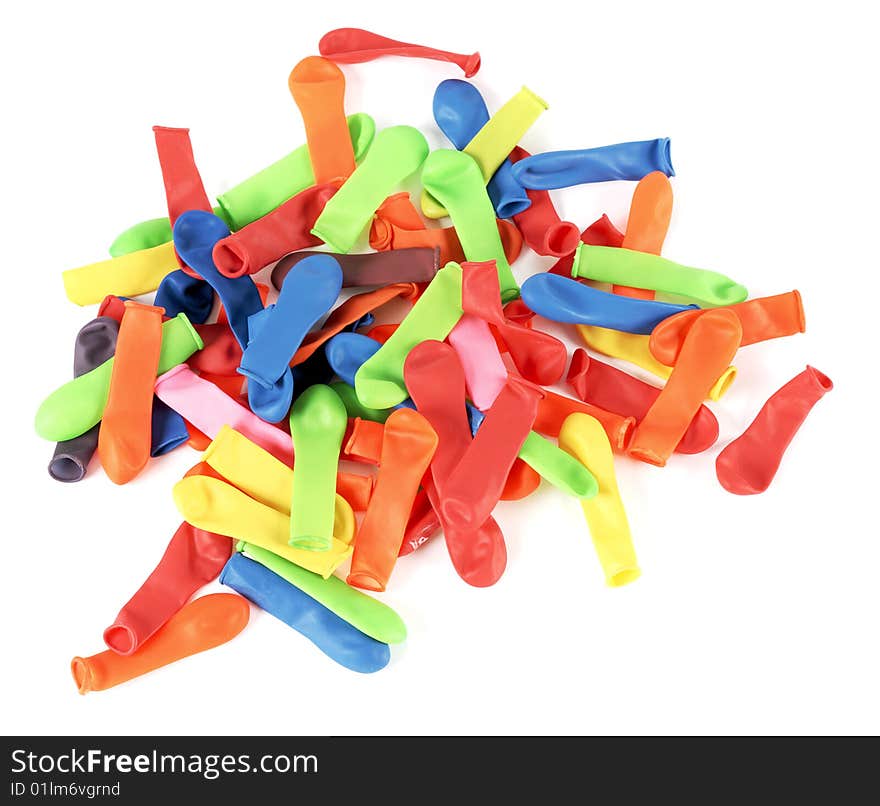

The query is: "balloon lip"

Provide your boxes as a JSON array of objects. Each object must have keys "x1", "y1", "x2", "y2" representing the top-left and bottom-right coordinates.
[
  {"x1": 607, "y1": 567, "x2": 642, "y2": 587},
  {"x1": 792, "y1": 289, "x2": 807, "y2": 334},
  {"x1": 212, "y1": 240, "x2": 249, "y2": 279},
  {"x1": 805, "y1": 365, "x2": 833, "y2": 393},
  {"x1": 463, "y1": 52, "x2": 481, "y2": 78},
  {"x1": 660, "y1": 137, "x2": 675, "y2": 177},
  {"x1": 103, "y1": 623, "x2": 138, "y2": 656},
  {"x1": 150, "y1": 431, "x2": 189, "y2": 457},
  {"x1": 346, "y1": 571, "x2": 386, "y2": 593},
  {"x1": 48, "y1": 453, "x2": 87, "y2": 483},
  {"x1": 570, "y1": 242, "x2": 585, "y2": 278},
  {"x1": 70, "y1": 657, "x2": 92, "y2": 695},
  {"x1": 709, "y1": 366, "x2": 738, "y2": 401},
  {"x1": 175, "y1": 312, "x2": 204, "y2": 352},
  {"x1": 543, "y1": 222, "x2": 582, "y2": 258},
  {"x1": 495, "y1": 196, "x2": 531, "y2": 219}
]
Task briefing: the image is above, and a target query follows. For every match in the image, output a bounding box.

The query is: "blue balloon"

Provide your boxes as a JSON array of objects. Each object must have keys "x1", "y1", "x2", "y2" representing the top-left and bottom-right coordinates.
[
  {"x1": 521, "y1": 273, "x2": 697, "y2": 335},
  {"x1": 433, "y1": 79, "x2": 531, "y2": 219},
  {"x1": 220, "y1": 553, "x2": 390, "y2": 674},
  {"x1": 154, "y1": 269, "x2": 214, "y2": 324},
  {"x1": 238, "y1": 254, "x2": 343, "y2": 422},
  {"x1": 172, "y1": 210, "x2": 263, "y2": 350},
  {"x1": 149, "y1": 398, "x2": 189, "y2": 456},
  {"x1": 511, "y1": 138, "x2": 674, "y2": 190}
]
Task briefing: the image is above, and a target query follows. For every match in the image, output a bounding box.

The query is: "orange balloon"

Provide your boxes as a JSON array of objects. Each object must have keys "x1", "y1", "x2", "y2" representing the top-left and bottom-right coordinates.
[
  {"x1": 71, "y1": 593, "x2": 249, "y2": 694},
  {"x1": 348, "y1": 409, "x2": 437, "y2": 592},
  {"x1": 614, "y1": 171, "x2": 673, "y2": 299},
  {"x1": 369, "y1": 192, "x2": 427, "y2": 247},
  {"x1": 291, "y1": 283, "x2": 420, "y2": 366},
  {"x1": 288, "y1": 56, "x2": 356, "y2": 184},
  {"x1": 649, "y1": 290, "x2": 805, "y2": 365},
  {"x1": 533, "y1": 389, "x2": 635, "y2": 452},
  {"x1": 98, "y1": 301, "x2": 165, "y2": 484},
  {"x1": 344, "y1": 417, "x2": 385, "y2": 464},
  {"x1": 629, "y1": 309, "x2": 742, "y2": 466}
]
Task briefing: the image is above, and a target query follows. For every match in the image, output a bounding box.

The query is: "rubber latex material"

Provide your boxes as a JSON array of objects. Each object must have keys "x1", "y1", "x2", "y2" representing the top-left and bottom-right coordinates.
[
  {"x1": 650, "y1": 291, "x2": 806, "y2": 365},
  {"x1": 212, "y1": 183, "x2": 337, "y2": 279},
  {"x1": 173, "y1": 210, "x2": 263, "y2": 350},
  {"x1": 240, "y1": 253, "x2": 342, "y2": 387},
  {"x1": 347, "y1": 409, "x2": 438, "y2": 592},
  {"x1": 155, "y1": 364, "x2": 292, "y2": 463},
  {"x1": 221, "y1": 553, "x2": 389, "y2": 673},
  {"x1": 291, "y1": 282, "x2": 420, "y2": 367},
  {"x1": 185, "y1": 322, "x2": 242, "y2": 376},
  {"x1": 331, "y1": 381, "x2": 392, "y2": 423},
  {"x1": 434, "y1": 81, "x2": 529, "y2": 217},
  {"x1": 173, "y1": 475, "x2": 352, "y2": 577},
  {"x1": 97, "y1": 302, "x2": 164, "y2": 484},
  {"x1": 533, "y1": 389, "x2": 635, "y2": 452},
  {"x1": 517, "y1": 431, "x2": 598, "y2": 499},
  {"x1": 422, "y1": 85, "x2": 547, "y2": 218},
  {"x1": 63, "y1": 241, "x2": 177, "y2": 306},
  {"x1": 242, "y1": 543, "x2": 405, "y2": 644},
  {"x1": 432, "y1": 79, "x2": 531, "y2": 219},
  {"x1": 153, "y1": 125, "x2": 213, "y2": 276},
  {"x1": 108, "y1": 114, "x2": 375, "y2": 255},
  {"x1": 154, "y1": 270, "x2": 214, "y2": 324},
  {"x1": 440, "y1": 376, "x2": 542, "y2": 532},
  {"x1": 448, "y1": 314, "x2": 507, "y2": 410},
  {"x1": 326, "y1": 332, "x2": 384, "y2": 386},
  {"x1": 558, "y1": 414, "x2": 641, "y2": 587},
  {"x1": 288, "y1": 57, "x2": 356, "y2": 184},
  {"x1": 319, "y1": 27, "x2": 480, "y2": 76},
  {"x1": 403, "y1": 340, "x2": 507, "y2": 586},
  {"x1": 71, "y1": 594, "x2": 249, "y2": 694},
  {"x1": 149, "y1": 397, "x2": 190, "y2": 457},
  {"x1": 289, "y1": 385, "x2": 347, "y2": 550},
  {"x1": 462, "y1": 260, "x2": 566, "y2": 386},
  {"x1": 49, "y1": 317, "x2": 119, "y2": 483},
  {"x1": 573, "y1": 244, "x2": 748, "y2": 307},
  {"x1": 272, "y1": 247, "x2": 439, "y2": 290},
  {"x1": 547, "y1": 214, "x2": 625, "y2": 277},
  {"x1": 368, "y1": 191, "x2": 425, "y2": 246},
  {"x1": 615, "y1": 171, "x2": 672, "y2": 297},
  {"x1": 312, "y1": 126, "x2": 429, "y2": 253},
  {"x1": 511, "y1": 138, "x2": 674, "y2": 190},
  {"x1": 103, "y1": 522, "x2": 232, "y2": 656},
  {"x1": 203, "y1": 424, "x2": 366, "y2": 517},
  {"x1": 355, "y1": 263, "x2": 463, "y2": 408},
  {"x1": 521, "y1": 273, "x2": 697, "y2": 334},
  {"x1": 509, "y1": 147, "x2": 581, "y2": 258},
  {"x1": 372, "y1": 216, "x2": 523, "y2": 267},
  {"x1": 567, "y1": 350, "x2": 718, "y2": 455},
  {"x1": 35, "y1": 313, "x2": 202, "y2": 442},
  {"x1": 421, "y1": 150, "x2": 518, "y2": 300},
  {"x1": 628, "y1": 310, "x2": 742, "y2": 466},
  {"x1": 716, "y1": 366, "x2": 831, "y2": 495}
]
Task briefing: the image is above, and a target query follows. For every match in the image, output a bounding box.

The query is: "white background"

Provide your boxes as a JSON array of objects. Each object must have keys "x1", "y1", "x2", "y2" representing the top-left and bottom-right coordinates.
[{"x1": 2, "y1": 1, "x2": 878, "y2": 736}]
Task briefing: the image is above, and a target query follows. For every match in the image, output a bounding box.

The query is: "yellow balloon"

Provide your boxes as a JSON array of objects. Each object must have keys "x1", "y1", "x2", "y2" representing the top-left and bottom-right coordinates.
[
  {"x1": 62, "y1": 241, "x2": 177, "y2": 306},
  {"x1": 421, "y1": 86, "x2": 548, "y2": 219},
  {"x1": 558, "y1": 413, "x2": 640, "y2": 587},
  {"x1": 173, "y1": 475, "x2": 352, "y2": 578},
  {"x1": 202, "y1": 426, "x2": 355, "y2": 545},
  {"x1": 575, "y1": 324, "x2": 736, "y2": 401}
]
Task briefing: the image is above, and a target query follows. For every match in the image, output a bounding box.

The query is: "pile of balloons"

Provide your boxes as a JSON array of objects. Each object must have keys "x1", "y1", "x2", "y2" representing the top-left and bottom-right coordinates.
[{"x1": 36, "y1": 28, "x2": 832, "y2": 690}]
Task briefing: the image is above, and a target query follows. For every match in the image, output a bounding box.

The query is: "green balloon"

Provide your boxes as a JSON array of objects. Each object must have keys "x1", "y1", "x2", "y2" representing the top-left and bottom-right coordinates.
[
  {"x1": 421, "y1": 149, "x2": 519, "y2": 302},
  {"x1": 108, "y1": 114, "x2": 376, "y2": 256},
  {"x1": 241, "y1": 543, "x2": 406, "y2": 644},
  {"x1": 289, "y1": 385, "x2": 347, "y2": 551},
  {"x1": 572, "y1": 243, "x2": 748, "y2": 307},
  {"x1": 355, "y1": 262, "x2": 463, "y2": 409},
  {"x1": 518, "y1": 431, "x2": 598, "y2": 498},
  {"x1": 330, "y1": 382, "x2": 391, "y2": 423},
  {"x1": 35, "y1": 314, "x2": 203, "y2": 442},
  {"x1": 312, "y1": 125, "x2": 429, "y2": 254}
]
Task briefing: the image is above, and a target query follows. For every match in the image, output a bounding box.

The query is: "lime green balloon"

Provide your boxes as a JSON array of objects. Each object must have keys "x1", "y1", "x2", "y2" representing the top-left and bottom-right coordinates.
[
  {"x1": 572, "y1": 243, "x2": 748, "y2": 307},
  {"x1": 421, "y1": 149, "x2": 519, "y2": 302},
  {"x1": 108, "y1": 114, "x2": 376, "y2": 256},
  {"x1": 241, "y1": 543, "x2": 406, "y2": 644},
  {"x1": 312, "y1": 125, "x2": 429, "y2": 254},
  {"x1": 518, "y1": 431, "x2": 598, "y2": 498},
  {"x1": 289, "y1": 385, "x2": 347, "y2": 551},
  {"x1": 35, "y1": 314, "x2": 203, "y2": 442},
  {"x1": 330, "y1": 382, "x2": 391, "y2": 423},
  {"x1": 355, "y1": 263, "x2": 463, "y2": 409}
]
